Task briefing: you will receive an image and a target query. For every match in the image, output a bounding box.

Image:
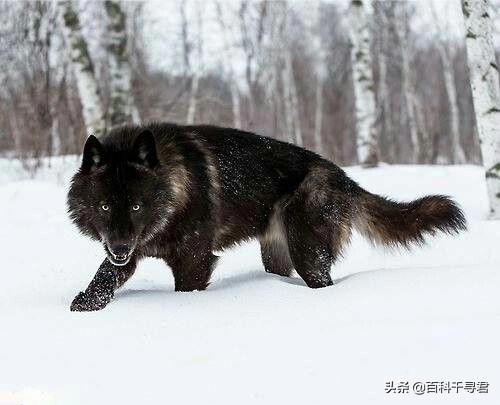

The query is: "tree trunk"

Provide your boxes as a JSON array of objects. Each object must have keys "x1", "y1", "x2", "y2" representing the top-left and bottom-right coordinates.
[
  {"x1": 286, "y1": 50, "x2": 303, "y2": 147},
  {"x1": 375, "y1": 2, "x2": 393, "y2": 162},
  {"x1": 314, "y1": 79, "x2": 323, "y2": 154},
  {"x1": 430, "y1": 2, "x2": 466, "y2": 164},
  {"x1": 462, "y1": 0, "x2": 500, "y2": 218},
  {"x1": 103, "y1": 1, "x2": 139, "y2": 128},
  {"x1": 9, "y1": 107, "x2": 21, "y2": 153},
  {"x1": 305, "y1": 1, "x2": 325, "y2": 154},
  {"x1": 216, "y1": 2, "x2": 241, "y2": 128},
  {"x1": 348, "y1": 0, "x2": 378, "y2": 167},
  {"x1": 186, "y1": 1, "x2": 203, "y2": 125},
  {"x1": 395, "y1": 2, "x2": 419, "y2": 163},
  {"x1": 238, "y1": 1, "x2": 267, "y2": 129},
  {"x1": 438, "y1": 44, "x2": 466, "y2": 163},
  {"x1": 230, "y1": 83, "x2": 242, "y2": 129},
  {"x1": 280, "y1": 4, "x2": 302, "y2": 147},
  {"x1": 51, "y1": 117, "x2": 61, "y2": 156},
  {"x1": 281, "y1": 61, "x2": 294, "y2": 144},
  {"x1": 58, "y1": 1, "x2": 105, "y2": 137},
  {"x1": 186, "y1": 73, "x2": 199, "y2": 126}
]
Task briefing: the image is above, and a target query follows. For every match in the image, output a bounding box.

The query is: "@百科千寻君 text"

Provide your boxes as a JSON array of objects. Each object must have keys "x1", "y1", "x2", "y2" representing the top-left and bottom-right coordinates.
[{"x1": 385, "y1": 381, "x2": 489, "y2": 395}]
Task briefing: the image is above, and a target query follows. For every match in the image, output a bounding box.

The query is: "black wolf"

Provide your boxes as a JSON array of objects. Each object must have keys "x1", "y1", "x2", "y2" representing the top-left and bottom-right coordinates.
[{"x1": 67, "y1": 123, "x2": 466, "y2": 311}]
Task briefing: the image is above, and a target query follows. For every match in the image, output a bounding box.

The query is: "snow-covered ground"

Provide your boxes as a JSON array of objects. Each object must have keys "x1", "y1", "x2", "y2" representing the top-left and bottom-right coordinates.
[{"x1": 0, "y1": 158, "x2": 498, "y2": 405}]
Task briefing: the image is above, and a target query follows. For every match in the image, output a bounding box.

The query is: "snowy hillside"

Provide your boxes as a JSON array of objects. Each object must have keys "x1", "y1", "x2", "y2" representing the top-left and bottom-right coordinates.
[{"x1": 0, "y1": 159, "x2": 498, "y2": 405}]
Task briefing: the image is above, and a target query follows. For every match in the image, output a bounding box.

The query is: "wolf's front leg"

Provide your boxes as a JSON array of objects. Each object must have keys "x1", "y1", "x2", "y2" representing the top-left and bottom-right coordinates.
[
  {"x1": 70, "y1": 258, "x2": 136, "y2": 311},
  {"x1": 165, "y1": 248, "x2": 218, "y2": 292}
]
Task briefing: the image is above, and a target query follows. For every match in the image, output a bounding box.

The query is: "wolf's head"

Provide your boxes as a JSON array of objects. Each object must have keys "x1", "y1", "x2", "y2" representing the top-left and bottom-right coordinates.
[{"x1": 67, "y1": 129, "x2": 176, "y2": 266}]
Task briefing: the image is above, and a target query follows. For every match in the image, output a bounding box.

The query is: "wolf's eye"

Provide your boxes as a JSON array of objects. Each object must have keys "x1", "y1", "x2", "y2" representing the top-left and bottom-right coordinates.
[
  {"x1": 101, "y1": 204, "x2": 110, "y2": 211},
  {"x1": 132, "y1": 204, "x2": 140, "y2": 211}
]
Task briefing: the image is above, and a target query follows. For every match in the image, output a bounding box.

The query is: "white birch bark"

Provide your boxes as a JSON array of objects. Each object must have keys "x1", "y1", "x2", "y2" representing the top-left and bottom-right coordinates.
[
  {"x1": 395, "y1": 2, "x2": 419, "y2": 162},
  {"x1": 103, "y1": 1, "x2": 139, "y2": 127},
  {"x1": 57, "y1": 1, "x2": 105, "y2": 137},
  {"x1": 462, "y1": 0, "x2": 500, "y2": 218},
  {"x1": 348, "y1": 0, "x2": 378, "y2": 166}
]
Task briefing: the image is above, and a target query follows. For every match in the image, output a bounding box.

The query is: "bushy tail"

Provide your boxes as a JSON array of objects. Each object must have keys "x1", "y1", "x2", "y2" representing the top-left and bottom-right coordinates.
[{"x1": 354, "y1": 191, "x2": 467, "y2": 248}]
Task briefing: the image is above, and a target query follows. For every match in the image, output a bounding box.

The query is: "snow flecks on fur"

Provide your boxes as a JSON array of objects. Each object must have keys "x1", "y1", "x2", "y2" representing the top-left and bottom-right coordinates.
[{"x1": 186, "y1": 132, "x2": 223, "y2": 248}]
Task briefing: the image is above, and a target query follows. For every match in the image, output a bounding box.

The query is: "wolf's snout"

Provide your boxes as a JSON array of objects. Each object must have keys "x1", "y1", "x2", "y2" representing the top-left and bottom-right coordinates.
[{"x1": 109, "y1": 244, "x2": 131, "y2": 261}]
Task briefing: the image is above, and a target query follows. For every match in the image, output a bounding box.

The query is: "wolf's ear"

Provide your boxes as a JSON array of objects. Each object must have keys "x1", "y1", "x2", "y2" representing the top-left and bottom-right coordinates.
[
  {"x1": 81, "y1": 135, "x2": 106, "y2": 173},
  {"x1": 131, "y1": 130, "x2": 159, "y2": 168}
]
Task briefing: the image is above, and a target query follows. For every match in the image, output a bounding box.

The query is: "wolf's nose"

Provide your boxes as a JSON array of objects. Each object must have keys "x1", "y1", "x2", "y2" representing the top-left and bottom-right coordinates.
[{"x1": 110, "y1": 244, "x2": 130, "y2": 260}]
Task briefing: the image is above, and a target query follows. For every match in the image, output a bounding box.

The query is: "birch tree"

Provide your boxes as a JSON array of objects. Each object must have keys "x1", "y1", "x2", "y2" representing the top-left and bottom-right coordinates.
[
  {"x1": 58, "y1": 1, "x2": 105, "y2": 137},
  {"x1": 103, "y1": 1, "x2": 139, "y2": 127},
  {"x1": 462, "y1": 0, "x2": 500, "y2": 218},
  {"x1": 347, "y1": 0, "x2": 378, "y2": 166}
]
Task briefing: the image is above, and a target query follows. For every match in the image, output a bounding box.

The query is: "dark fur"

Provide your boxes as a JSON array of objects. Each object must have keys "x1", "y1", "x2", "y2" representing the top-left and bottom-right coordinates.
[{"x1": 67, "y1": 123, "x2": 466, "y2": 311}]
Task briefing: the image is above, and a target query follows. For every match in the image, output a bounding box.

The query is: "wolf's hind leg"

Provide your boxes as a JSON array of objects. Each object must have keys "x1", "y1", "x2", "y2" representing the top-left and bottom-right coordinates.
[
  {"x1": 259, "y1": 239, "x2": 293, "y2": 277},
  {"x1": 283, "y1": 183, "x2": 352, "y2": 288},
  {"x1": 285, "y1": 216, "x2": 334, "y2": 288},
  {"x1": 259, "y1": 208, "x2": 293, "y2": 277}
]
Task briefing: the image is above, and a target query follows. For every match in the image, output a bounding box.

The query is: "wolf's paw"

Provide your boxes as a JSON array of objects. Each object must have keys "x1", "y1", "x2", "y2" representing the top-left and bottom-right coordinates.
[{"x1": 70, "y1": 290, "x2": 112, "y2": 312}]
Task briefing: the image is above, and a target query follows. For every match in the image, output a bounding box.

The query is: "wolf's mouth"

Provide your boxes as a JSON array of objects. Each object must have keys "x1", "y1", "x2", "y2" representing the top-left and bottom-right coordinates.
[
  {"x1": 104, "y1": 245, "x2": 133, "y2": 267},
  {"x1": 108, "y1": 254, "x2": 131, "y2": 266}
]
